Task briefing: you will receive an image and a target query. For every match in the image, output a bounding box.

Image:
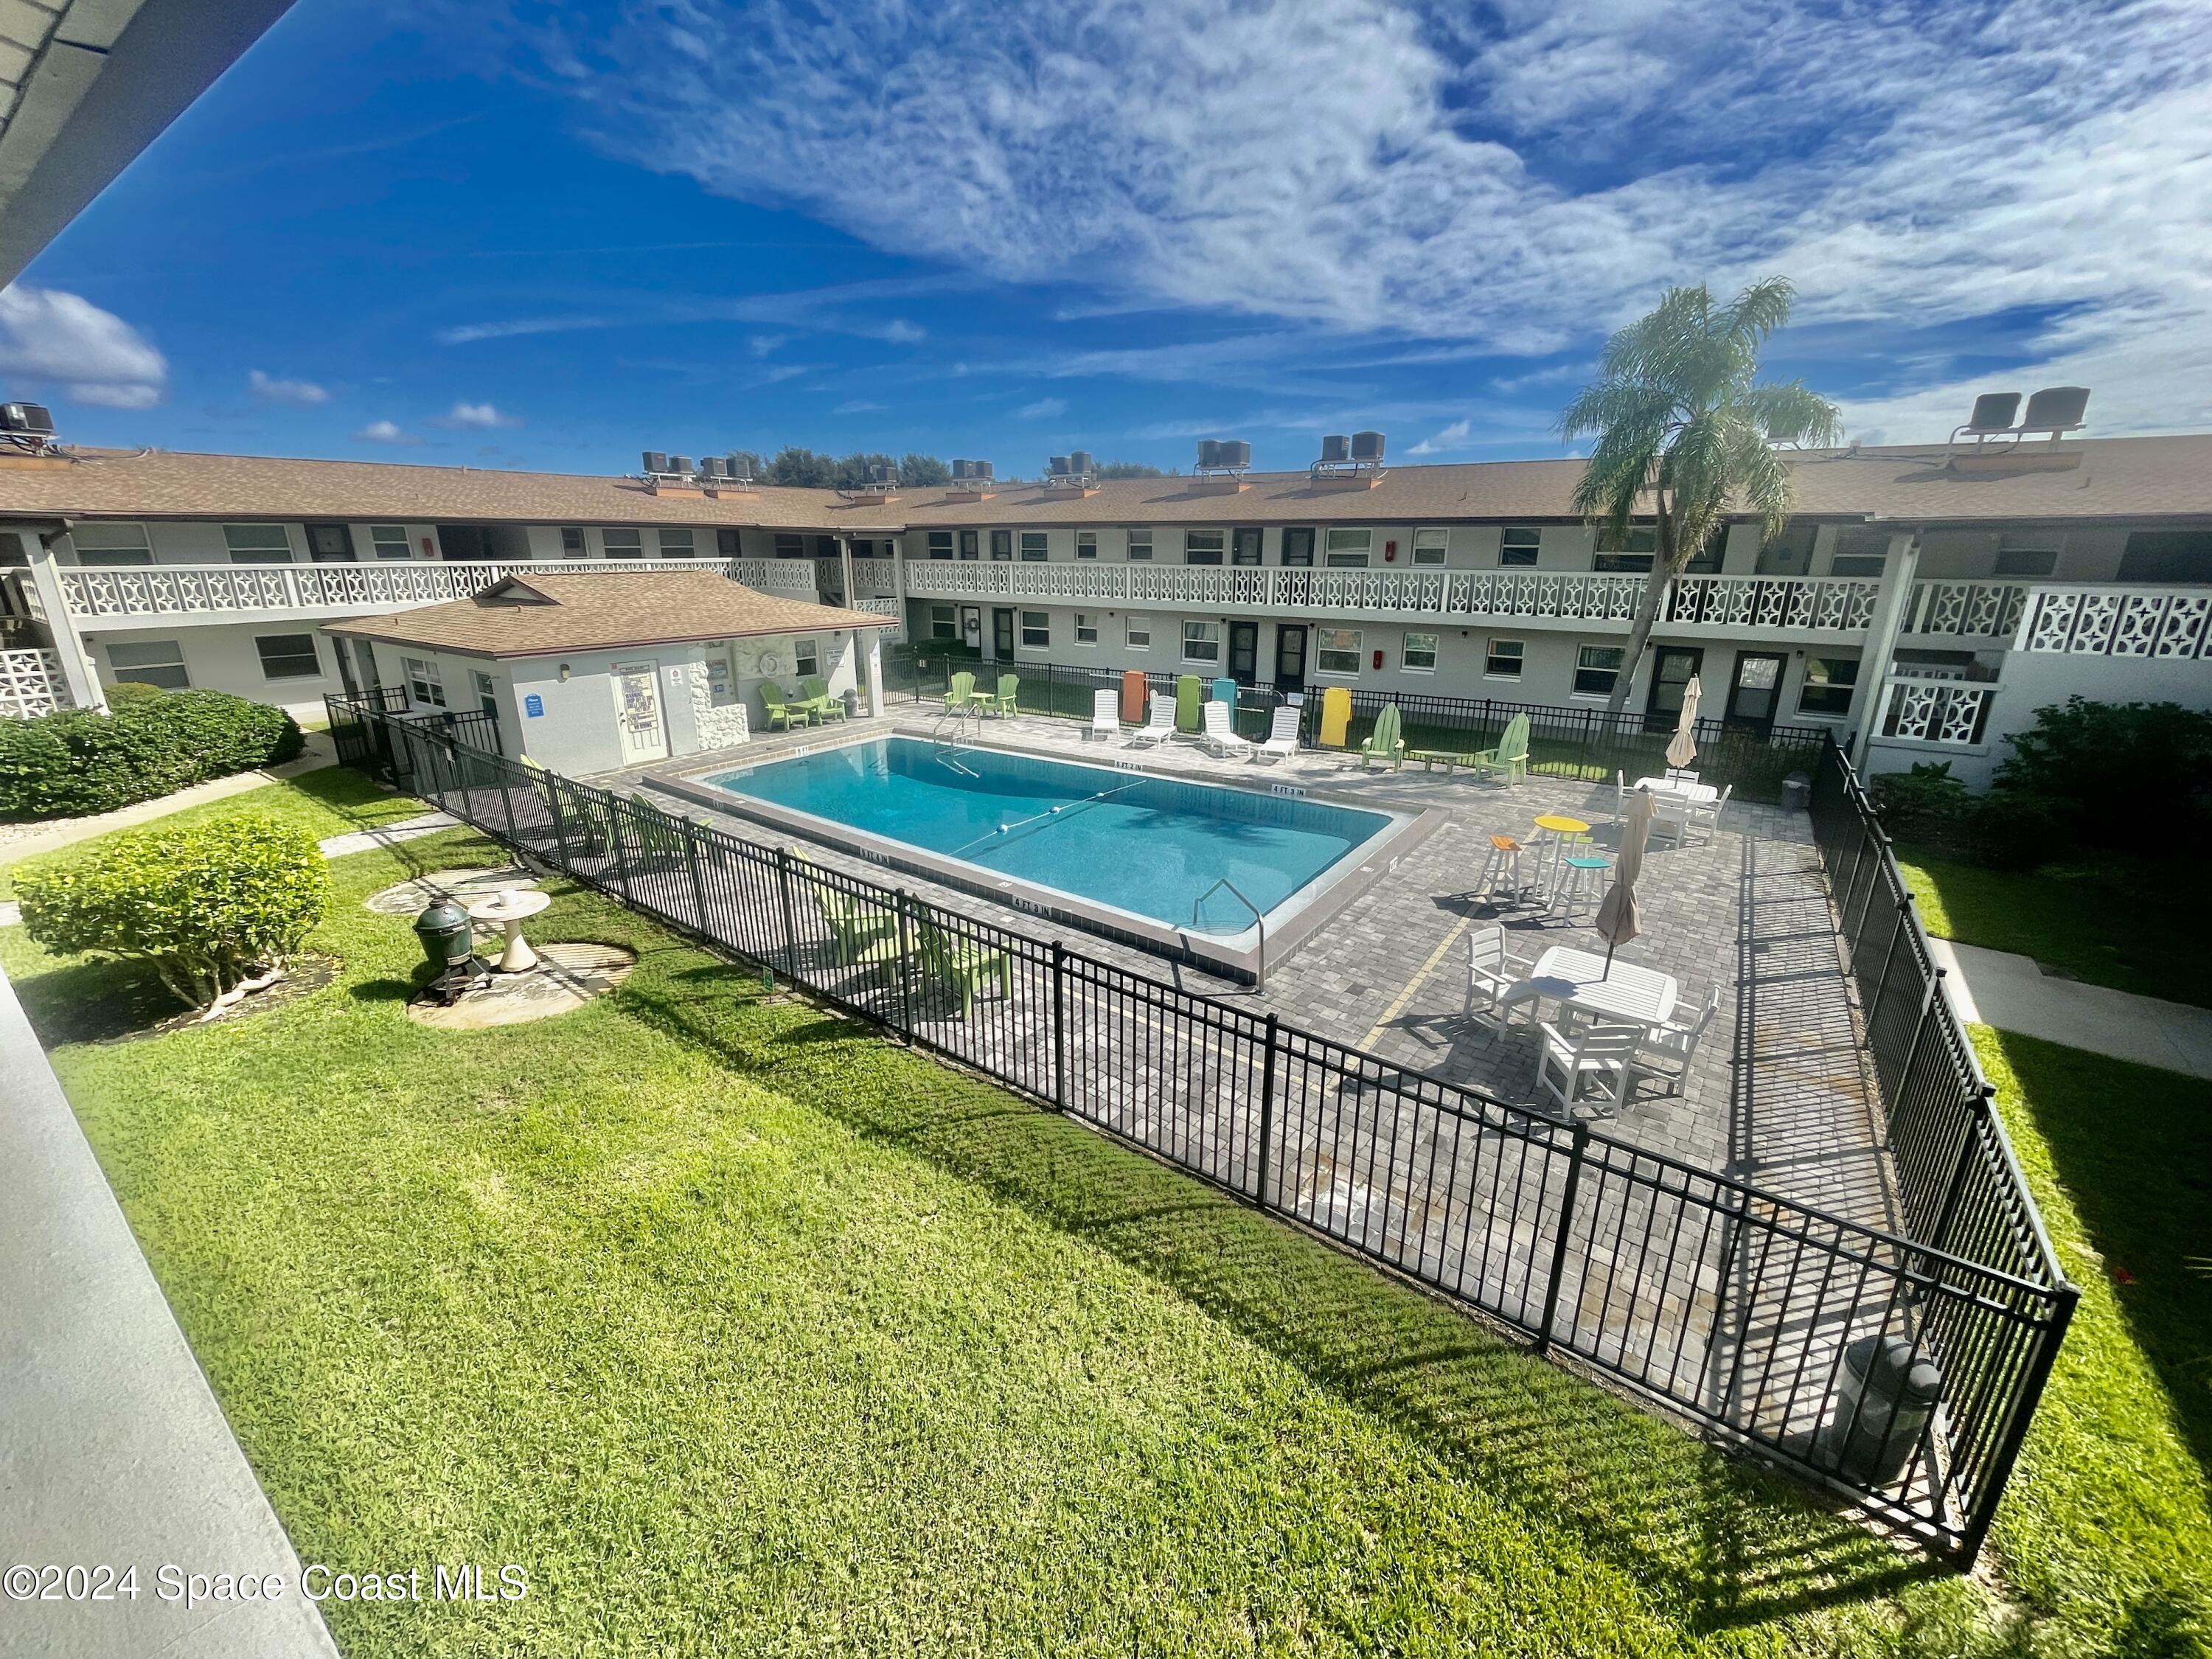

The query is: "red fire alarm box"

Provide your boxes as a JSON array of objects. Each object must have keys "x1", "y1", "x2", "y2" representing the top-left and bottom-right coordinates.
[
  {"x1": 1384, "y1": 539, "x2": 1398, "y2": 561},
  {"x1": 1371, "y1": 648, "x2": 1385, "y2": 670}
]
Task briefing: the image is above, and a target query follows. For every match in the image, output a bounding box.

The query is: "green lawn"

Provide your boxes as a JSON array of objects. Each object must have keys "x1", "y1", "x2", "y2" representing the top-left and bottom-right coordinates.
[
  {"x1": 1894, "y1": 845, "x2": 2212, "y2": 1009},
  {"x1": 4, "y1": 812, "x2": 2205, "y2": 1654},
  {"x1": 1, "y1": 766, "x2": 425, "y2": 901}
]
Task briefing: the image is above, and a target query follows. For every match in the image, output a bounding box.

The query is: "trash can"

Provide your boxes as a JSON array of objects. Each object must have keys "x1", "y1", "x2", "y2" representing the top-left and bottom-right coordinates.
[
  {"x1": 1780, "y1": 771, "x2": 1812, "y2": 813},
  {"x1": 1820, "y1": 1334, "x2": 1943, "y2": 1486}
]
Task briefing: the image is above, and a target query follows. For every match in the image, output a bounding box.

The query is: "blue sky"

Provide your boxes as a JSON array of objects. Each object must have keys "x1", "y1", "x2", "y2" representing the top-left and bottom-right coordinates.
[{"x1": 4, "y1": 0, "x2": 2207, "y2": 476}]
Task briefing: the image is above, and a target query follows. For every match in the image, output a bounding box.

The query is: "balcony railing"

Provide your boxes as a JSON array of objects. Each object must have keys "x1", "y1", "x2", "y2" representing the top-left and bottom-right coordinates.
[
  {"x1": 0, "y1": 647, "x2": 67, "y2": 718},
  {"x1": 1900, "y1": 580, "x2": 2029, "y2": 639},
  {"x1": 1875, "y1": 676, "x2": 1996, "y2": 748},
  {"x1": 2019, "y1": 583, "x2": 2212, "y2": 659},
  {"x1": 57, "y1": 557, "x2": 821, "y2": 622},
  {"x1": 900, "y1": 560, "x2": 1881, "y2": 630}
]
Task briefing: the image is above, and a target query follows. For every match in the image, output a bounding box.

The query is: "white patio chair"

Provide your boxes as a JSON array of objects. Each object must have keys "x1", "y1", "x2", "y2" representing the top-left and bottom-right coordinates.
[
  {"x1": 1464, "y1": 922, "x2": 1535, "y2": 1030},
  {"x1": 1663, "y1": 767, "x2": 1701, "y2": 786},
  {"x1": 1085, "y1": 687, "x2": 1119, "y2": 742},
  {"x1": 1124, "y1": 693, "x2": 1176, "y2": 748},
  {"x1": 1255, "y1": 705, "x2": 1300, "y2": 764},
  {"x1": 1649, "y1": 790, "x2": 1691, "y2": 847},
  {"x1": 1200, "y1": 699, "x2": 1254, "y2": 759},
  {"x1": 1682, "y1": 783, "x2": 1733, "y2": 845},
  {"x1": 1639, "y1": 987, "x2": 1721, "y2": 1093},
  {"x1": 1536, "y1": 1016, "x2": 1642, "y2": 1113}
]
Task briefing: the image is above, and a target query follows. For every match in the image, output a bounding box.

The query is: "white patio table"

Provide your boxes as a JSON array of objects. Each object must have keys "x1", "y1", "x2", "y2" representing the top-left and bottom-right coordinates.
[
  {"x1": 1501, "y1": 945, "x2": 1679, "y2": 1032},
  {"x1": 1634, "y1": 776, "x2": 1720, "y2": 806}
]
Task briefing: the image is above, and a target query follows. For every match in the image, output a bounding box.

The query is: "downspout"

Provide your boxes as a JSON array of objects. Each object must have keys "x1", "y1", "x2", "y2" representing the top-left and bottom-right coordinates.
[{"x1": 1848, "y1": 527, "x2": 1921, "y2": 773}]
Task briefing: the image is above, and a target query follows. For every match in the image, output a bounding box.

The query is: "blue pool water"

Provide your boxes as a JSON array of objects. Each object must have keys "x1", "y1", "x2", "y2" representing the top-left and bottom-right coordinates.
[{"x1": 708, "y1": 737, "x2": 1392, "y2": 933}]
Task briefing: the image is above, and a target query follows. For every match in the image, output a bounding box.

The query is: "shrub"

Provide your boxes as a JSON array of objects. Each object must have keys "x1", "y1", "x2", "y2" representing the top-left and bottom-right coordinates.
[
  {"x1": 13, "y1": 815, "x2": 328, "y2": 1009},
  {"x1": 1995, "y1": 698, "x2": 2212, "y2": 853},
  {"x1": 0, "y1": 689, "x2": 304, "y2": 821},
  {"x1": 103, "y1": 679, "x2": 168, "y2": 706},
  {"x1": 1961, "y1": 789, "x2": 2073, "y2": 871},
  {"x1": 1870, "y1": 761, "x2": 1972, "y2": 842}
]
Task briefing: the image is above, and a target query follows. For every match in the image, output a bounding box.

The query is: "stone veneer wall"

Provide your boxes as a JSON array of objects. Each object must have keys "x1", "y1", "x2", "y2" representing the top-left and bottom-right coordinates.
[{"x1": 684, "y1": 661, "x2": 751, "y2": 749}]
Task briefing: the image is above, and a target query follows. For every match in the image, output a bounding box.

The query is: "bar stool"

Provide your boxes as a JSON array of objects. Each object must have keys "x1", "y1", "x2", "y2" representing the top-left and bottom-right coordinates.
[
  {"x1": 1550, "y1": 851, "x2": 1612, "y2": 919},
  {"x1": 1475, "y1": 834, "x2": 1528, "y2": 906}
]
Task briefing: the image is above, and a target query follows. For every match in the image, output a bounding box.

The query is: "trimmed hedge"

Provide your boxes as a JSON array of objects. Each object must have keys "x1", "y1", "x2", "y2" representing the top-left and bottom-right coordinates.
[
  {"x1": 0, "y1": 688, "x2": 305, "y2": 821},
  {"x1": 13, "y1": 814, "x2": 329, "y2": 1009}
]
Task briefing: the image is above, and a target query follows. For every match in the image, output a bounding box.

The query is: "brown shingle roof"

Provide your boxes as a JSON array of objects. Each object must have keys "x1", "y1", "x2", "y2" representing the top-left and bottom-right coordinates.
[
  {"x1": 323, "y1": 572, "x2": 893, "y2": 659},
  {"x1": 4, "y1": 435, "x2": 2211, "y2": 531}
]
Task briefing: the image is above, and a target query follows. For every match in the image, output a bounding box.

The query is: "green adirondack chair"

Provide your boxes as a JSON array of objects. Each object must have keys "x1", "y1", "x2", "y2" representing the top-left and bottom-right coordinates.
[
  {"x1": 917, "y1": 912, "x2": 1011, "y2": 1017},
  {"x1": 522, "y1": 754, "x2": 609, "y2": 856},
  {"x1": 1467, "y1": 712, "x2": 1531, "y2": 785},
  {"x1": 1360, "y1": 703, "x2": 1405, "y2": 771},
  {"x1": 945, "y1": 670, "x2": 981, "y2": 716},
  {"x1": 626, "y1": 793, "x2": 692, "y2": 864},
  {"x1": 989, "y1": 672, "x2": 1019, "y2": 717},
  {"x1": 793, "y1": 850, "x2": 900, "y2": 967},
  {"x1": 800, "y1": 675, "x2": 846, "y2": 721},
  {"x1": 760, "y1": 679, "x2": 810, "y2": 731},
  {"x1": 1175, "y1": 674, "x2": 1203, "y2": 734}
]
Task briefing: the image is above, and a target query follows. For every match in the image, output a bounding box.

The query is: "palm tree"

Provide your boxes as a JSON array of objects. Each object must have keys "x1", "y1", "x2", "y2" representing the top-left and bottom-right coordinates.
[{"x1": 1557, "y1": 278, "x2": 1841, "y2": 717}]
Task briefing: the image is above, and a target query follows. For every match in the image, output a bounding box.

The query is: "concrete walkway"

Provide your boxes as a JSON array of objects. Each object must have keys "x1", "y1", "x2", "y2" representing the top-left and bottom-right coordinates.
[
  {"x1": 1930, "y1": 936, "x2": 2212, "y2": 1079},
  {"x1": 0, "y1": 732, "x2": 337, "y2": 864},
  {"x1": 0, "y1": 964, "x2": 339, "y2": 1657}
]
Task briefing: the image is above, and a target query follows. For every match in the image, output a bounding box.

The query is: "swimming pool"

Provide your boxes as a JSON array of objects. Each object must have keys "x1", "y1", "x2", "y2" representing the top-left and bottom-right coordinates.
[{"x1": 692, "y1": 735, "x2": 1413, "y2": 964}]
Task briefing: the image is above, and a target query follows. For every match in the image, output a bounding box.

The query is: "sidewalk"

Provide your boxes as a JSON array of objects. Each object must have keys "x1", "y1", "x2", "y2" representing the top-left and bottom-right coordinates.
[
  {"x1": 0, "y1": 962, "x2": 340, "y2": 1657},
  {"x1": 0, "y1": 732, "x2": 338, "y2": 865},
  {"x1": 1930, "y1": 936, "x2": 2212, "y2": 1079}
]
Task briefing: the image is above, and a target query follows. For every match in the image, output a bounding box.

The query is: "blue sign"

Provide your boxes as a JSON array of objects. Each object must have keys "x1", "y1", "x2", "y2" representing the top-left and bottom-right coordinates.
[{"x1": 524, "y1": 693, "x2": 544, "y2": 717}]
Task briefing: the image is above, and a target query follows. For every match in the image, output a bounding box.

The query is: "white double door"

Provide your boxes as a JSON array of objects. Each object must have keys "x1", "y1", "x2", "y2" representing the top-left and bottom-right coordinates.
[{"x1": 612, "y1": 661, "x2": 669, "y2": 765}]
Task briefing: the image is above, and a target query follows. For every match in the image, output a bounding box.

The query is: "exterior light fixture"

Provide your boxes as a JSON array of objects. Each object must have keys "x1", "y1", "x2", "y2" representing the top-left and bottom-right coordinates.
[{"x1": 558, "y1": 662, "x2": 571, "y2": 681}]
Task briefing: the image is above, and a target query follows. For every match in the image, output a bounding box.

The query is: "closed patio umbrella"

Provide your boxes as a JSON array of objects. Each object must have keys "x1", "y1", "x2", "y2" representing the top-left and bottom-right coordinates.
[
  {"x1": 1666, "y1": 675, "x2": 1703, "y2": 771},
  {"x1": 1595, "y1": 787, "x2": 1655, "y2": 976}
]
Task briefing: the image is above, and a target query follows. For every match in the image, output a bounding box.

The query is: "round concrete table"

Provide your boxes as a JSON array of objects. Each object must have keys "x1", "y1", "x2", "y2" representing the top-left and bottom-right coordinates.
[{"x1": 467, "y1": 888, "x2": 552, "y2": 974}]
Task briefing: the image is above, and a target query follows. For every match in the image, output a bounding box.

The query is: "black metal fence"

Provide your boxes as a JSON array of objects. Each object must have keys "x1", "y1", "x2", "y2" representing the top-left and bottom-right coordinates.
[
  {"x1": 897, "y1": 653, "x2": 1826, "y2": 801},
  {"x1": 335, "y1": 698, "x2": 2071, "y2": 1562},
  {"x1": 328, "y1": 687, "x2": 502, "y2": 787}
]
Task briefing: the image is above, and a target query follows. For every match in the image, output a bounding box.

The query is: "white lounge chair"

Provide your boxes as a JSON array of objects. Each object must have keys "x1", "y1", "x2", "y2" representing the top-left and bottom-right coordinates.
[
  {"x1": 1639, "y1": 987, "x2": 1720, "y2": 1093},
  {"x1": 1085, "y1": 687, "x2": 1119, "y2": 742},
  {"x1": 1200, "y1": 699, "x2": 1253, "y2": 759},
  {"x1": 1255, "y1": 705, "x2": 1300, "y2": 764},
  {"x1": 1125, "y1": 693, "x2": 1176, "y2": 748},
  {"x1": 1536, "y1": 1016, "x2": 1641, "y2": 1113}
]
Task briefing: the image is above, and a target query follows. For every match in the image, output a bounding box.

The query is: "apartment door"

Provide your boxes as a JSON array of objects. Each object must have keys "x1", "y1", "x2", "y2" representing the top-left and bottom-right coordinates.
[
  {"x1": 1228, "y1": 622, "x2": 1259, "y2": 686},
  {"x1": 1274, "y1": 624, "x2": 1308, "y2": 693},
  {"x1": 305, "y1": 523, "x2": 356, "y2": 562},
  {"x1": 991, "y1": 607, "x2": 1015, "y2": 660},
  {"x1": 1644, "y1": 645, "x2": 1703, "y2": 728},
  {"x1": 612, "y1": 661, "x2": 669, "y2": 765},
  {"x1": 1724, "y1": 652, "x2": 1787, "y2": 731}
]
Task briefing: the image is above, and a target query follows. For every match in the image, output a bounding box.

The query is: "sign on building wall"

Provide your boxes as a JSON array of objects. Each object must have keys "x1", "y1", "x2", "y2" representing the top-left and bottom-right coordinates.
[{"x1": 524, "y1": 693, "x2": 544, "y2": 717}]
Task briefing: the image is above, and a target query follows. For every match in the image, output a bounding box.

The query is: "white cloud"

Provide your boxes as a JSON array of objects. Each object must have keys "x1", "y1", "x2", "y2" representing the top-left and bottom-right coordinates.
[
  {"x1": 514, "y1": 0, "x2": 2212, "y2": 433},
  {"x1": 833, "y1": 398, "x2": 888, "y2": 414},
  {"x1": 431, "y1": 400, "x2": 523, "y2": 429},
  {"x1": 750, "y1": 333, "x2": 787, "y2": 355},
  {"x1": 0, "y1": 285, "x2": 166, "y2": 408},
  {"x1": 355, "y1": 419, "x2": 417, "y2": 443},
  {"x1": 249, "y1": 369, "x2": 330, "y2": 406},
  {"x1": 1406, "y1": 417, "x2": 1472, "y2": 456},
  {"x1": 1015, "y1": 396, "x2": 1067, "y2": 420}
]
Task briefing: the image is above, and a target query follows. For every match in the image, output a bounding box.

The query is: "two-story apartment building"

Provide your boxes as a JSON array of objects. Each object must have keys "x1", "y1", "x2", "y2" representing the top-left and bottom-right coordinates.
[{"x1": 3, "y1": 431, "x2": 2208, "y2": 782}]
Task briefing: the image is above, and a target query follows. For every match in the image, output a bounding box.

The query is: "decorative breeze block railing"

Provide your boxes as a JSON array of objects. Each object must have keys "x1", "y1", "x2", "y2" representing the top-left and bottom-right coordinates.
[
  {"x1": 2020, "y1": 585, "x2": 2212, "y2": 659},
  {"x1": 1879, "y1": 678, "x2": 1994, "y2": 747},
  {"x1": 1903, "y1": 580, "x2": 2029, "y2": 639},
  {"x1": 0, "y1": 648, "x2": 67, "y2": 718}
]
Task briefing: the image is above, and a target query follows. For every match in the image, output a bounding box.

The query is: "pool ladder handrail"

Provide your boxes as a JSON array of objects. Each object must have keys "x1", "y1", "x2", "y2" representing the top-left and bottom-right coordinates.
[
  {"x1": 929, "y1": 703, "x2": 980, "y2": 776},
  {"x1": 1192, "y1": 877, "x2": 1265, "y2": 990}
]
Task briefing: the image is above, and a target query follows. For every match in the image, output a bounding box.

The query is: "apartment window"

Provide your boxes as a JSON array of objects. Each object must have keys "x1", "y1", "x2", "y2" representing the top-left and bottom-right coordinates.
[
  {"x1": 659, "y1": 528, "x2": 696, "y2": 558},
  {"x1": 1324, "y1": 528, "x2": 1372, "y2": 566},
  {"x1": 1573, "y1": 644, "x2": 1624, "y2": 698},
  {"x1": 603, "y1": 527, "x2": 644, "y2": 559},
  {"x1": 1184, "y1": 529, "x2": 1225, "y2": 565},
  {"x1": 1281, "y1": 527, "x2": 1315, "y2": 566},
  {"x1": 1126, "y1": 528, "x2": 1153, "y2": 561},
  {"x1": 305, "y1": 523, "x2": 355, "y2": 563},
  {"x1": 1829, "y1": 529, "x2": 1889, "y2": 579},
  {"x1": 559, "y1": 526, "x2": 588, "y2": 559},
  {"x1": 773, "y1": 533, "x2": 806, "y2": 560},
  {"x1": 1994, "y1": 546, "x2": 2059, "y2": 577},
  {"x1": 1682, "y1": 531, "x2": 1726, "y2": 575},
  {"x1": 254, "y1": 632, "x2": 320, "y2": 681},
  {"x1": 1076, "y1": 531, "x2": 1097, "y2": 560},
  {"x1": 106, "y1": 639, "x2": 189, "y2": 690},
  {"x1": 72, "y1": 523, "x2": 153, "y2": 566},
  {"x1": 403, "y1": 655, "x2": 447, "y2": 709},
  {"x1": 1485, "y1": 638, "x2": 1524, "y2": 679},
  {"x1": 2118, "y1": 529, "x2": 2212, "y2": 582},
  {"x1": 1020, "y1": 611, "x2": 1050, "y2": 648},
  {"x1": 1402, "y1": 631, "x2": 1439, "y2": 672},
  {"x1": 1798, "y1": 655, "x2": 1858, "y2": 717},
  {"x1": 223, "y1": 524, "x2": 293, "y2": 564},
  {"x1": 1316, "y1": 627, "x2": 1362, "y2": 675},
  {"x1": 1231, "y1": 527, "x2": 1262, "y2": 566},
  {"x1": 928, "y1": 531, "x2": 954, "y2": 560},
  {"x1": 1594, "y1": 524, "x2": 1657, "y2": 573},
  {"x1": 959, "y1": 530, "x2": 980, "y2": 559},
  {"x1": 708, "y1": 528, "x2": 737, "y2": 557},
  {"x1": 990, "y1": 529, "x2": 1013, "y2": 560},
  {"x1": 1126, "y1": 615, "x2": 1151, "y2": 649},
  {"x1": 471, "y1": 669, "x2": 499, "y2": 718},
  {"x1": 1074, "y1": 612, "x2": 1099, "y2": 644},
  {"x1": 1412, "y1": 528, "x2": 1448, "y2": 567},
  {"x1": 794, "y1": 637, "x2": 820, "y2": 678},
  {"x1": 1500, "y1": 527, "x2": 1541, "y2": 567},
  {"x1": 371, "y1": 524, "x2": 413, "y2": 560},
  {"x1": 1757, "y1": 522, "x2": 1817, "y2": 574},
  {"x1": 1182, "y1": 620, "x2": 1220, "y2": 662},
  {"x1": 931, "y1": 604, "x2": 958, "y2": 639},
  {"x1": 1020, "y1": 532, "x2": 1048, "y2": 561}
]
